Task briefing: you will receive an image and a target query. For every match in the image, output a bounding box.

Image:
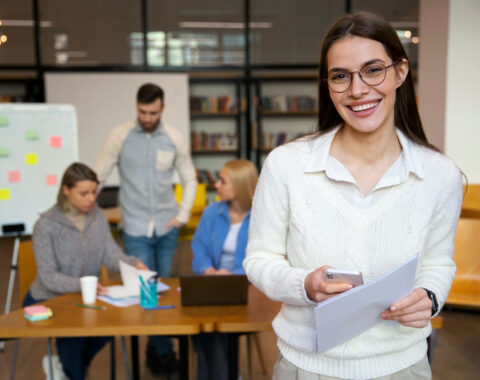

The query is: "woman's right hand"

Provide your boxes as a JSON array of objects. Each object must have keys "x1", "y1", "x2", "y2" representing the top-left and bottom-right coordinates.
[{"x1": 304, "y1": 265, "x2": 353, "y2": 302}]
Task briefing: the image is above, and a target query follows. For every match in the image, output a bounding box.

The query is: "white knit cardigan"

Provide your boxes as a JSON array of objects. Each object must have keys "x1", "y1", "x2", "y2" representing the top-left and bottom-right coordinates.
[{"x1": 244, "y1": 131, "x2": 462, "y2": 379}]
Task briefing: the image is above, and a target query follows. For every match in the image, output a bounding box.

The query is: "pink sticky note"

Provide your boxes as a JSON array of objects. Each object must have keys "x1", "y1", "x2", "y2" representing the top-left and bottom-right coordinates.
[
  {"x1": 8, "y1": 171, "x2": 21, "y2": 183},
  {"x1": 50, "y1": 136, "x2": 62, "y2": 148},
  {"x1": 46, "y1": 174, "x2": 58, "y2": 186}
]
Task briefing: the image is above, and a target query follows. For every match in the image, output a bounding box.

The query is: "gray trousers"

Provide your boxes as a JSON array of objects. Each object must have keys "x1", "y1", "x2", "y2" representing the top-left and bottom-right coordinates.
[{"x1": 273, "y1": 353, "x2": 431, "y2": 380}]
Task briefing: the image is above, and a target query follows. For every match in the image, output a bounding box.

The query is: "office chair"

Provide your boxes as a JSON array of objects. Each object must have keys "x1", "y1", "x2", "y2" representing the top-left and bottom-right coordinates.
[{"x1": 10, "y1": 240, "x2": 131, "y2": 380}]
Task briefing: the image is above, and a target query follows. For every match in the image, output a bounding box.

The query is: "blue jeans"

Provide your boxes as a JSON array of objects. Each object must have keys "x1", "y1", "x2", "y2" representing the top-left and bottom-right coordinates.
[
  {"x1": 23, "y1": 291, "x2": 111, "y2": 380},
  {"x1": 123, "y1": 227, "x2": 180, "y2": 356}
]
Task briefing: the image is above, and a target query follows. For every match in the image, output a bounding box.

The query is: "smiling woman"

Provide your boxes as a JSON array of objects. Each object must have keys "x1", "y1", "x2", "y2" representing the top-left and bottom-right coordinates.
[{"x1": 244, "y1": 11, "x2": 464, "y2": 380}]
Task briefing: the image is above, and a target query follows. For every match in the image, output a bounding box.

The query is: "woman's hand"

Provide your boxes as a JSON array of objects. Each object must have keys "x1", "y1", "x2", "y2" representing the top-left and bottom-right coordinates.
[
  {"x1": 204, "y1": 267, "x2": 217, "y2": 275},
  {"x1": 135, "y1": 260, "x2": 149, "y2": 271},
  {"x1": 215, "y1": 269, "x2": 232, "y2": 275},
  {"x1": 381, "y1": 288, "x2": 432, "y2": 328},
  {"x1": 96, "y1": 283, "x2": 109, "y2": 296},
  {"x1": 304, "y1": 265, "x2": 353, "y2": 302}
]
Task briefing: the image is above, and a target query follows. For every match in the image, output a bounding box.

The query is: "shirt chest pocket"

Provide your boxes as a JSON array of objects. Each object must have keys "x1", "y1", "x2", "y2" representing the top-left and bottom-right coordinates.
[{"x1": 156, "y1": 150, "x2": 175, "y2": 171}]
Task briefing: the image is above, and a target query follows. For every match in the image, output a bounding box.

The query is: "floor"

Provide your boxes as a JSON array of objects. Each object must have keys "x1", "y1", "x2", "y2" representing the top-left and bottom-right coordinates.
[{"x1": 0, "y1": 236, "x2": 479, "y2": 379}]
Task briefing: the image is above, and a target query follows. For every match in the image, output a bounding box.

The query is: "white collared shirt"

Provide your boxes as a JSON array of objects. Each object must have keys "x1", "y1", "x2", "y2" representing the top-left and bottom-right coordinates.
[{"x1": 305, "y1": 126, "x2": 425, "y2": 208}]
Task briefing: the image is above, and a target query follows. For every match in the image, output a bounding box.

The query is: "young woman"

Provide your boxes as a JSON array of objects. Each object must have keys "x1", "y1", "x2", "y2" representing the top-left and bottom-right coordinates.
[
  {"x1": 26, "y1": 162, "x2": 146, "y2": 380},
  {"x1": 244, "y1": 12, "x2": 463, "y2": 380},
  {"x1": 191, "y1": 159, "x2": 258, "y2": 380}
]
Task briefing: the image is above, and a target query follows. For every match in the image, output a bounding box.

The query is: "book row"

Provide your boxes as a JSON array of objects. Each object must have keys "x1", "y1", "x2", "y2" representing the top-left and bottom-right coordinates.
[
  {"x1": 261, "y1": 95, "x2": 316, "y2": 112},
  {"x1": 190, "y1": 95, "x2": 236, "y2": 113},
  {"x1": 191, "y1": 131, "x2": 238, "y2": 151}
]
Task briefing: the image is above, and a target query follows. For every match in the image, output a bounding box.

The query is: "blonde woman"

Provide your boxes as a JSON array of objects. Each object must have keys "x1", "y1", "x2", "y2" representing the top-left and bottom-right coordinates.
[{"x1": 191, "y1": 159, "x2": 258, "y2": 380}]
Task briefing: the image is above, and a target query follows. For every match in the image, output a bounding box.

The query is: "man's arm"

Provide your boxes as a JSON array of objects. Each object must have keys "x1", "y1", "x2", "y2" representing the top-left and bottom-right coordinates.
[
  {"x1": 164, "y1": 124, "x2": 197, "y2": 224},
  {"x1": 93, "y1": 122, "x2": 135, "y2": 186}
]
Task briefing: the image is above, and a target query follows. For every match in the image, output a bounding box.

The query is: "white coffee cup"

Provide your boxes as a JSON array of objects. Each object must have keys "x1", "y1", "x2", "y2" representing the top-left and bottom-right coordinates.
[{"x1": 80, "y1": 276, "x2": 98, "y2": 304}]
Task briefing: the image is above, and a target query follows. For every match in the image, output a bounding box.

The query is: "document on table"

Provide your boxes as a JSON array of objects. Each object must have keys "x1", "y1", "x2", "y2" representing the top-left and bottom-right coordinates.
[
  {"x1": 314, "y1": 253, "x2": 419, "y2": 353},
  {"x1": 104, "y1": 261, "x2": 169, "y2": 299}
]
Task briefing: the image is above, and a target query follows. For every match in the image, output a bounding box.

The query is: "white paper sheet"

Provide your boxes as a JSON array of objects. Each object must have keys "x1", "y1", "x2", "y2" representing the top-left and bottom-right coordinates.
[
  {"x1": 314, "y1": 253, "x2": 419, "y2": 353},
  {"x1": 104, "y1": 261, "x2": 168, "y2": 299}
]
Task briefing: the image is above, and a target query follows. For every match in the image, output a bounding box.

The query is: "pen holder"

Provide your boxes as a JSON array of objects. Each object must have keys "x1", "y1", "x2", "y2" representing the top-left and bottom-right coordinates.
[{"x1": 140, "y1": 282, "x2": 157, "y2": 308}]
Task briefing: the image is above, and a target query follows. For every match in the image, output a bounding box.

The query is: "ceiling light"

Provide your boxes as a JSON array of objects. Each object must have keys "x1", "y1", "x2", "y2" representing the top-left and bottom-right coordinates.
[
  {"x1": 0, "y1": 35, "x2": 7, "y2": 43},
  {"x1": 179, "y1": 21, "x2": 272, "y2": 29}
]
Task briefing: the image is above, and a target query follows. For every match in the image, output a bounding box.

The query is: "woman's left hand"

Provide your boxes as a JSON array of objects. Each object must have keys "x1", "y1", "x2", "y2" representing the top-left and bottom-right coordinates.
[
  {"x1": 135, "y1": 260, "x2": 149, "y2": 271},
  {"x1": 380, "y1": 288, "x2": 432, "y2": 328},
  {"x1": 97, "y1": 283, "x2": 109, "y2": 296}
]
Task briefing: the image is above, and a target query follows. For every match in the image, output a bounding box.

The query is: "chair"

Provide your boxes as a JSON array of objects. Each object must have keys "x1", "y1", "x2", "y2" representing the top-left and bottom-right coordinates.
[
  {"x1": 446, "y1": 217, "x2": 480, "y2": 309},
  {"x1": 10, "y1": 240, "x2": 125, "y2": 380},
  {"x1": 175, "y1": 183, "x2": 207, "y2": 243}
]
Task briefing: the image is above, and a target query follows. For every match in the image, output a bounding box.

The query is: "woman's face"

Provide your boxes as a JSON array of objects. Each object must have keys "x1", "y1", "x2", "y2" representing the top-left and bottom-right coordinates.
[
  {"x1": 215, "y1": 167, "x2": 235, "y2": 202},
  {"x1": 62, "y1": 180, "x2": 97, "y2": 212},
  {"x1": 326, "y1": 36, "x2": 408, "y2": 135}
]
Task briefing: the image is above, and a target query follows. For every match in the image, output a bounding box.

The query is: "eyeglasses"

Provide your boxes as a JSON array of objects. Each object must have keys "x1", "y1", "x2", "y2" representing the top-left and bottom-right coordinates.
[{"x1": 326, "y1": 61, "x2": 399, "y2": 93}]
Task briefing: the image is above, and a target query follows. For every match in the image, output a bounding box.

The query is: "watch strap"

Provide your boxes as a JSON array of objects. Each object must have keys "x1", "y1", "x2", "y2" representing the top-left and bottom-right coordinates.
[{"x1": 422, "y1": 288, "x2": 439, "y2": 316}]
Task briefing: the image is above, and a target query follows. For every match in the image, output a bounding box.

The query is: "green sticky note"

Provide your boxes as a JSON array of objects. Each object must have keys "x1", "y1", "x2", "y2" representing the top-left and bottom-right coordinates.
[
  {"x1": 0, "y1": 147, "x2": 9, "y2": 157},
  {"x1": 0, "y1": 116, "x2": 8, "y2": 126},
  {"x1": 25, "y1": 153, "x2": 38, "y2": 165},
  {"x1": 0, "y1": 188, "x2": 11, "y2": 200},
  {"x1": 26, "y1": 130, "x2": 39, "y2": 140}
]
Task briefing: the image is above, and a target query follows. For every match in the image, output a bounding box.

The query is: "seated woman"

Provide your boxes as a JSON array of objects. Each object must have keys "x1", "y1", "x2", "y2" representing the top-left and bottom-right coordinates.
[
  {"x1": 25, "y1": 162, "x2": 147, "y2": 380},
  {"x1": 191, "y1": 159, "x2": 258, "y2": 380}
]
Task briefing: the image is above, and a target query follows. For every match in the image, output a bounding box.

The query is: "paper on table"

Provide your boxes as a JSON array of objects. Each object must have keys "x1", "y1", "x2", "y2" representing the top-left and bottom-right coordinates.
[
  {"x1": 314, "y1": 253, "x2": 419, "y2": 353},
  {"x1": 97, "y1": 294, "x2": 140, "y2": 308},
  {"x1": 105, "y1": 261, "x2": 157, "y2": 299}
]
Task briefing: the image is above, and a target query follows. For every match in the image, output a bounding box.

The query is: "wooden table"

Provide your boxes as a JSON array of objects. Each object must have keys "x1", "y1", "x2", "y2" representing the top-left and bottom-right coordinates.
[{"x1": 0, "y1": 278, "x2": 280, "y2": 380}]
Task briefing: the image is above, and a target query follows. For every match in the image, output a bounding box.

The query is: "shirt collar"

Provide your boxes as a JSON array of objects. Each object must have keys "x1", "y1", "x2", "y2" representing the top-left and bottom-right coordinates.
[
  {"x1": 304, "y1": 126, "x2": 425, "y2": 179},
  {"x1": 134, "y1": 120, "x2": 164, "y2": 135},
  {"x1": 217, "y1": 201, "x2": 251, "y2": 220}
]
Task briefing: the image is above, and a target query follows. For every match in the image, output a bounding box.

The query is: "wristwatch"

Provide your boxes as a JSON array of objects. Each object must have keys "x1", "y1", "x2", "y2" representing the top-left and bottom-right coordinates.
[{"x1": 422, "y1": 288, "x2": 439, "y2": 316}]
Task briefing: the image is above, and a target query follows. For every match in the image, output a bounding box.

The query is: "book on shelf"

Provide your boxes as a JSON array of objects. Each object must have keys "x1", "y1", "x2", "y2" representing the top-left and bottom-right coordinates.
[
  {"x1": 191, "y1": 131, "x2": 238, "y2": 151},
  {"x1": 196, "y1": 169, "x2": 218, "y2": 187},
  {"x1": 190, "y1": 95, "x2": 237, "y2": 113},
  {"x1": 261, "y1": 95, "x2": 316, "y2": 112},
  {"x1": 262, "y1": 131, "x2": 305, "y2": 150}
]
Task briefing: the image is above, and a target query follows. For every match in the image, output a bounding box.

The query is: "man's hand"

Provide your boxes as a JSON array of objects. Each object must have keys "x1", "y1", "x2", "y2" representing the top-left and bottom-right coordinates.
[
  {"x1": 381, "y1": 288, "x2": 432, "y2": 328},
  {"x1": 304, "y1": 265, "x2": 353, "y2": 302},
  {"x1": 165, "y1": 218, "x2": 182, "y2": 231}
]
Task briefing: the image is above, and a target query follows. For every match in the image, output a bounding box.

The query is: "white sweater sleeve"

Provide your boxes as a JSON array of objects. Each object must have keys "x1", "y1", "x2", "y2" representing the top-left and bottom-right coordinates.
[
  {"x1": 244, "y1": 150, "x2": 316, "y2": 306},
  {"x1": 93, "y1": 122, "x2": 134, "y2": 186},
  {"x1": 164, "y1": 124, "x2": 197, "y2": 224},
  {"x1": 415, "y1": 162, "x2": 463, "y2": 312}
]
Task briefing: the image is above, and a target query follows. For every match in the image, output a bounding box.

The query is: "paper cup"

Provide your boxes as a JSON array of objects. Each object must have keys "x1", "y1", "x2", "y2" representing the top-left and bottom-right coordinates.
[{"x1": 80, "y1": 276, "x2": 98, "y2": 304}]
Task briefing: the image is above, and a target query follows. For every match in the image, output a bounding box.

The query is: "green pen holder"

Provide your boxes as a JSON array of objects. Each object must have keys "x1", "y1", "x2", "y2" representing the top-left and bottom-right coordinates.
[{"x1": 140, "y1": 282, "x2": 157, "y2": 308}]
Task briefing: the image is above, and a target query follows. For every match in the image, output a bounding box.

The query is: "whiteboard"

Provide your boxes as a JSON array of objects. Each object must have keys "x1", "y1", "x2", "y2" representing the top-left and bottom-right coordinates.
[
  {"x1": 45, "y1": 73, "x2": 190, "y2": 185},
  {"x1": 0, "y1": 104, "x2": 79, "y2": 236}
]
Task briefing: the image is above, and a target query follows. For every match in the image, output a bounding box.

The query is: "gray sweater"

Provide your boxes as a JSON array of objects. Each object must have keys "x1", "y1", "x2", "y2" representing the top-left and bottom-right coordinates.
[{"x1": 30, "y1": 204, "x2": 138, "y2": 300}]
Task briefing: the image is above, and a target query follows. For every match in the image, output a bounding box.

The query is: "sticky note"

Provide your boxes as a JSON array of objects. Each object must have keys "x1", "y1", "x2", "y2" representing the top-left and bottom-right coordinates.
[
  {"x1": 0, "y1": 188, "x2": 11, "y2": 200},
  {"x1": 50, "y1": 136, "x2": 62, "y2": 148},
  {"x1": 0, "y1": 116, "x2": 8, "y2": 126},
  {"x1": 46, "y1": 174, "x2": 57, "y2": 186},
  {"x1": 26, "y1": 130, "x2": 39, "y2": 141},
  {"x1": 0, "y1": 147, "x2": 9, "y2": 157},
  {"x1": 25, "y1": 153, "x2": 38, "y2": 165},
  {"x1": 8, "y1": 171, "x2": 20, "y2": 183}
]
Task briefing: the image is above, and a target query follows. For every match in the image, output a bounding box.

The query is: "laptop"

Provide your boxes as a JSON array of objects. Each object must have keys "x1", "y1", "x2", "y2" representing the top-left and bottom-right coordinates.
[{"x1": 179, "y1": 275, "x2": 249, "y2": 306}]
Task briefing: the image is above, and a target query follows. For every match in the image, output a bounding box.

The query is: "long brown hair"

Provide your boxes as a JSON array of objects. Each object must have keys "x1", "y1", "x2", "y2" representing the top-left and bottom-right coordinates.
[
  {"x1": 57, "y1": 162, "x2": 99, "y2": 211},
  {"x1": 317, "y1": 11, "x2": 438, "y2": 151}
]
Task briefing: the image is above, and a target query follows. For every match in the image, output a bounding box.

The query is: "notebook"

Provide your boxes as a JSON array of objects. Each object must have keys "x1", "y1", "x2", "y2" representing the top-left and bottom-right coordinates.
[{"x1": 179, "y1": 275, "x2": 249, "y2": 306}]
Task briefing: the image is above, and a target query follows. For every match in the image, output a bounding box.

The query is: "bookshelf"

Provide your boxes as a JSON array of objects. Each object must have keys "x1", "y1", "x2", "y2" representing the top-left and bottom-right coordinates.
[
  {"x1": 253, "y1": 74, "x2": 318, "y2": 166},
  {"x1": 189, "y1": 76, "x2": 244, "y2": 195}
]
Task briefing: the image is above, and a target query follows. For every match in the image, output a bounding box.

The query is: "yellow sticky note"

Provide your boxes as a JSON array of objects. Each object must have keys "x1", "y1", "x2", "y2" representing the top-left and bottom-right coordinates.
[
  {"x1": 0, "y1": 188, "x2": 11, "y2": 200},
  {"x1": 25, "y1": 153, "x2": 38, "y2": 165}
]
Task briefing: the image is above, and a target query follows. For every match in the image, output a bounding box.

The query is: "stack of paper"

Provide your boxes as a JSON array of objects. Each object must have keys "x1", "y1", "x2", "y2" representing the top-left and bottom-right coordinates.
[
  {"x1": 24, "y1": 305, "x2": 52, "y2": 322},
  {"x1": 98, "y1": 261, "x2": 170, "y2": 307},
  {"x1": 314, "y1": 254, "x2": 419, "y2": 353}
]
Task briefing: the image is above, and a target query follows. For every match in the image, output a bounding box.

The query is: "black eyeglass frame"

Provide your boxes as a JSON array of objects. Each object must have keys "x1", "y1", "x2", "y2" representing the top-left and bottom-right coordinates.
[{"x1": 326, "y1": 60, "x2": 401, "y2": 93}]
